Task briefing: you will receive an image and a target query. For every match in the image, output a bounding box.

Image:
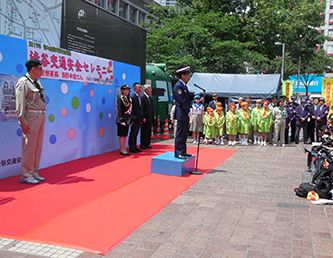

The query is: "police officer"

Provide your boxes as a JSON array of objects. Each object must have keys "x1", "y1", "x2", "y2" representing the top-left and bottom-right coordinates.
[
  {"x1": 15, "y1": 59, "x2": 46, "y2": 184},
  {"x1": 314, "y1": 97, "x2": 329, "y2": 141},
  {"x1": 173, "y1": 66, "x2": 202, "y2": 175}
]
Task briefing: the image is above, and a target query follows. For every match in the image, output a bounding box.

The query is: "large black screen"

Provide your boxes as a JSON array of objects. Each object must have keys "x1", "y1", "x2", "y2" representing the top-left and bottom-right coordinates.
[{"x1": 61, "y1": 0, "x2": 146, "y2": 82}]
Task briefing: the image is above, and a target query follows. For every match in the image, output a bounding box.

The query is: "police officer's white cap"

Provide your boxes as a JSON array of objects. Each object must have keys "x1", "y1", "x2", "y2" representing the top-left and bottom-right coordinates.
[{"x1": 176, "y1": 66, "x2": 191, "y2": 75}]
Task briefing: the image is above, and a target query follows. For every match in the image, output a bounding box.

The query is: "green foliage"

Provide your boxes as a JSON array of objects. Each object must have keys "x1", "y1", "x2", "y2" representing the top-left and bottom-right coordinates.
[{"x1": 145, "y1": 0, "x2": 331, "y2": 90}]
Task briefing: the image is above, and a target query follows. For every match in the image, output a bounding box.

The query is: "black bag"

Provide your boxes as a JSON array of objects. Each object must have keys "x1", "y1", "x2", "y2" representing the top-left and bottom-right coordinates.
[
  {"x1": 294, "y1": 183, "x2": 316, "y2": 198},
  {"x1": 312, "y1": 169, "x2": 332, "y2": 199}
]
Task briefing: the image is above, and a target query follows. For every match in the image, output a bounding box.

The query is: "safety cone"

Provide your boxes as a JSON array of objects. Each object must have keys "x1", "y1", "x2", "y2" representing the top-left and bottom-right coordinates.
[
  {"x1": 156, "y1": 116, "x2": 161, "y2": 139},
  {"x1": 162, "y1": 118, "x2": 170, "y2": 139},
  {"x1": 151, "y1": 124, "x2": 156, "y2": 139}
]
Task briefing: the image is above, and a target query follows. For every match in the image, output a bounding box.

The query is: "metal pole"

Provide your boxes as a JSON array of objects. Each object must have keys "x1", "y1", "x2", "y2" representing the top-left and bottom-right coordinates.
[
  {"x1": 281, "y1": 43, "x2": 285, "y2": 82},
  {"x1": 297, "y1": 56, "x2": 301, "y2": 101}
]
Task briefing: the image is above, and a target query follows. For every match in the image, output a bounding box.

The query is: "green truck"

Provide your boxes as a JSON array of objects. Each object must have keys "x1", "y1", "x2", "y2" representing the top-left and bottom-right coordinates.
[{"x1": 146, "y1": 63, "x2": 173, "y2": 134}]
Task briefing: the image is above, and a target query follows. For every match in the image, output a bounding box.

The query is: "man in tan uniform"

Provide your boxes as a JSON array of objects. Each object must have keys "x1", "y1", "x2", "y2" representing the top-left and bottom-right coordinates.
[{"x1": 15, "y1": 59, "x2": 46, "y2": 184}]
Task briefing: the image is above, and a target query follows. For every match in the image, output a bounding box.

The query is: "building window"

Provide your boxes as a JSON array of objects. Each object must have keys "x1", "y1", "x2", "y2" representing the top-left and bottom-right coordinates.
[
  {"x1": 130, "y1": 6, "x2": 137, "y2": 24},
  {"x1": 327, "y1": 45, "x2": 333, "y2": 53},
  {"x1": 119, "y1": 0, "x2": 128, "y2": 19},
  {"x1": 139, "y1": 11, "x2": 146, "y2": 25},
  {"x1": 107, "y1": 0, "x2": 117, "y2": 13},
  {"x1": 328, "y1": 29, "x2": 333, "y2": 36},
  {"x1": 95, "y1": 0, "x2": 106, "y2": 8}
]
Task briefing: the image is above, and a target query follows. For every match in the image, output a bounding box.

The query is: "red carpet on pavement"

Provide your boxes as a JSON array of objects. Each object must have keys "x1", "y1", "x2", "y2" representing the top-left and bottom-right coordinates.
[{"x1": 0, "y1": 145, "x2": 236, "y2": 254}]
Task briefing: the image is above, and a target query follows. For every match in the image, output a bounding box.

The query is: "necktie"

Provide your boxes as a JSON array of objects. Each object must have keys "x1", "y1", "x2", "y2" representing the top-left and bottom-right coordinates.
[
  {"x1": 34, "y1": 80, "x2": 46, "y2": 103},
  {"x1": 137, "y1": 94, "x2": 141, "y2": 106}
]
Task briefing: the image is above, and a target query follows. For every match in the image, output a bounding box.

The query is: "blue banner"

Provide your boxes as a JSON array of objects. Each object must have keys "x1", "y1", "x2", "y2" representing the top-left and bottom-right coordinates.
[
  {"x1": 0, "y1": 35, "x2": 140, "y2": 179},
  {"x1": 289, "y1": 74, "x2": 323, "y2": 94}
]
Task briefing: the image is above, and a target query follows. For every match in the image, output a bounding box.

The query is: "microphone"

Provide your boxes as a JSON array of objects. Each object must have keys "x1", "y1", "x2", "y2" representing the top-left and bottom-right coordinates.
[{"x1": 193, "y1": 83, "x2": 206, "y2": 92}]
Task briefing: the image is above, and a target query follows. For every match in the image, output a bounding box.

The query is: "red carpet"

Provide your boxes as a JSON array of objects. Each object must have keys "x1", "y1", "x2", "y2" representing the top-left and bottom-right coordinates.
[{"x1": 0, "y1": 145, "x2": 235, "y2": 254}]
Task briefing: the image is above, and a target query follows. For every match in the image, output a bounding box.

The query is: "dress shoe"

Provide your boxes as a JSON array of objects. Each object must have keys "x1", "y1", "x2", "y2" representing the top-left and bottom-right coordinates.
[
  {"x1": 33, "y1": 174, "x2": 45, "y2": 181},
  {"x1": 175, "y1": 154, "x2": 187, "y2": 159},
  {"x1": 120, "y1": 151, "x2": 129, "y2": 155},
  {"x1": 189, "y1": 171, "x2": 203, "y2": 175},
  {"x1": 147, "y1": 145, "x2": 152, "y2": 148},
  {"x1": 140, "y1": 146, "x2": 148, "y2": 150},
  {"x1": 136, "y1": 148, "x2": 143, "y2": 152},
  {"x1": 20, "y1": 177, "x2": 39, "y2": 184},
  {"x1": 129, "y1": 149, "x2": 139, "y2": 153},
  {"x1": 184, "y1": 153, "x2": 192, "y2": 157}
]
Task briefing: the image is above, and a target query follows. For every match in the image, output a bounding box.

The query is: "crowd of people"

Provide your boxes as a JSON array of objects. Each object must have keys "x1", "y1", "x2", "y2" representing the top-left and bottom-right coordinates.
[
  {"x1": 116, "y1": 83, "x2": 154, "y2": 155},
  {"x1": 171, "y1": 94, "x2": 331, "y2": 147}
]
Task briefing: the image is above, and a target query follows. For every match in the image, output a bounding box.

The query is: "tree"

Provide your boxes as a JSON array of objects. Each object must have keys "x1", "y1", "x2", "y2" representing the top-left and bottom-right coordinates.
[{"x1": 145, "y1": 0, "x2": 330, "y2": 86}]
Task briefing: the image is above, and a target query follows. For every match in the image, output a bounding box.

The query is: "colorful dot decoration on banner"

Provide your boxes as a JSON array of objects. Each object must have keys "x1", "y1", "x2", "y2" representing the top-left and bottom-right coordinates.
[
  {"x1": 0, "y1": 51, "x2": 3, "y2": 62},
  {"x1": 89, "y1": 89, "x2": 94, "y2": 97},
  {"x1": 83, "y1": 81, "x2": 88, "y2": 86},
  {"x1": 99, "y1": 112, "x2": 103, "y2": 119},
  {"x1": 61, "y1": 83, "x2": 69, "y2": 94},
  {"x1": 99, "y1": 127, "x2": 104, "y2": 137},
  {"x1": 86, "y1": 103, "x2": 91, "y2": 113},
  {"x1": 71, "y1": 97, "x2": 79, "y2": 109},
  {"x1": 16, "y1": 128, "x2": 22, "y2": 137},
  {"x1": 48, "y1": 114, "x2": 55, "y2": 123},
  {"x1": 108, "y1": 89, "x2": 112, "y2": 94},
  {"x1": 49, "y1": 135, "x2": 57, "y2": 144},
  {"x1": 60, "y1": 108, "x2": 68, "y2": 117},
  {"x1": 16, "y1": 64, "x2": 23, "y2": 73},
  {"x1": 108, "y1": 113, "x2": 112, "y2": 118},
  {"x1": 102, "y1": 98, "x2": 106, "y2": 104},
  {"x1": 68, "y1": 128, "x2": 76, "y2": 140},
  {"x1": 46, "y1": 96, "x2": 50, "y2": 104},
  {"x1": 122, "y1": 73, "x2": 126, "y2": 80}
]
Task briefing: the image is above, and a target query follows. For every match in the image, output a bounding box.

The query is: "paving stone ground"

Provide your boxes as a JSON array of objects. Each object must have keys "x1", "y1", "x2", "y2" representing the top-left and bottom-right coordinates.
[{"x1": 1, "y1": 141, "x2": 333, "y2": 258}]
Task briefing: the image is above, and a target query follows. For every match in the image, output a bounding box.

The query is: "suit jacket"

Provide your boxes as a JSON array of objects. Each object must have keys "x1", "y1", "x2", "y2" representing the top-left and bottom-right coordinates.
[
  {"x1": 208, "y1": 100, "x2": 217, "y2": 110},
  {"x1": 295, "y1": 105, "x2": 309, "y2": 126},
  {"x1": 130, "y1": 93, "x2": 142, "y2": 121},
  {"x1": 173, "y1": 79, "x2": 191, "y2": 121},
  {"x1": 315, "y1": 104, "x2": 328, "y2": 126},
  {"x1": 286, "y1": 104, "x2": 296, "y2": 124},
  {"x1": 141, "y1": 94, "x2": 154, "y2": 123}
]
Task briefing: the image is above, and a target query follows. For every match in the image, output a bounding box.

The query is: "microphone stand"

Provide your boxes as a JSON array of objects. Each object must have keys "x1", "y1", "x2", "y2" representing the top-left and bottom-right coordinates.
[{"x1": 191, "y1": 83, "x2": 206, "y2": 175}]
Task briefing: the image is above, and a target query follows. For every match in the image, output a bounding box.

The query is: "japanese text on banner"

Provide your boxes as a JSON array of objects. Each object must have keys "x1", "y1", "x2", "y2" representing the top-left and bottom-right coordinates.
[{"x1": 27, "y1": 41, "x2": 114, "y2": 85}]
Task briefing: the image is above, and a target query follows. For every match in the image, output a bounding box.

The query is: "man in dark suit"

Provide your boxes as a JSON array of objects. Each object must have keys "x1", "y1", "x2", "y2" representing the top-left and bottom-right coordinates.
[
  {"x1": 208, "y1": 93, "x2": 218, "y2": 110},
  {"x1": 314, "y1": 97, "x2": 329, "y2": 141},
  {"x1": 295, "y1": 99, "x2": 310, "y2": 144},
  {"x1": 309, "y1": 98, "x2": 318, "y2": 142},
  {"x1": 128, "y1": 82, "x2": 142, "y2": 153},
  {"x1": 140, "y1": 84, "x2": 154, "y2": 149},
  {"x1": 285, "y1": 100, "x2": 297, "y2": 144}
]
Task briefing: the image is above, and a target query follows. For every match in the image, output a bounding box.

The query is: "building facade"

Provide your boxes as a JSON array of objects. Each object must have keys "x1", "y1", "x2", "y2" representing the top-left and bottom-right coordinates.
[
  {"x1": 86, "y1": 0, "x2": 153, "y2": 27},
  {"x1": 323, "y1": 0, "x2": 333, "y2": 56},
  {"x1": 154, "y1": 0, "x2": 177, "y2": 6}
]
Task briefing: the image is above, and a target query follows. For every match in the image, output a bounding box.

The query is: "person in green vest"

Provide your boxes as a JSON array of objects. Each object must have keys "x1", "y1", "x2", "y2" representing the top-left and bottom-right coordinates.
[
  {"x1": 226, "y1": 103, "x2": 237, "y2": 146},
  {"x1": 203, "y1": 107, "x2": 216, "y2": 144},
  {"x1": 237, "y1": 102, "x2": 251, "y2": 146},
  {"x1": 258, "y1": 100, "x2": 273, "y2": 146},
  {"x1": 251, "y1": 99, "x2": 262, "y2": 145},
  {"x1": 214, "y1": 106, "x2": 225, "y2": 145}
]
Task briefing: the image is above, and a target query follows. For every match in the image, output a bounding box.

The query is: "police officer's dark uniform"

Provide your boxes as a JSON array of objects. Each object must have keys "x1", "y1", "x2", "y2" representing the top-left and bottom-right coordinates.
[{"x1": 173, "y1": 67, "x2": 191, "y2": 160}]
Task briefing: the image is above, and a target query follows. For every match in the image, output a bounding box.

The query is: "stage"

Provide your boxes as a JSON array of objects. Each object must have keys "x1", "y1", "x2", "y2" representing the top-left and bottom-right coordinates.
[{"x1": 0, "y1": 144, "x2": 235, "y2": 254}]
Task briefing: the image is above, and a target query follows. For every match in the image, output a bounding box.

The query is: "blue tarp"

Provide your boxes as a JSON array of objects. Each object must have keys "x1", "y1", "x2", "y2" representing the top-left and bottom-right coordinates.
[{"x1": 187, "y1": 73, "x2": 281, "y2": 98}]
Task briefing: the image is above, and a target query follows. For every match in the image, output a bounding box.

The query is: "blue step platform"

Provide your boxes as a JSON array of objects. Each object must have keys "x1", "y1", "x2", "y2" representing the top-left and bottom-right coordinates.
[{"x1": 151, "y1": 152, "x2": 195, "y2": 176}]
